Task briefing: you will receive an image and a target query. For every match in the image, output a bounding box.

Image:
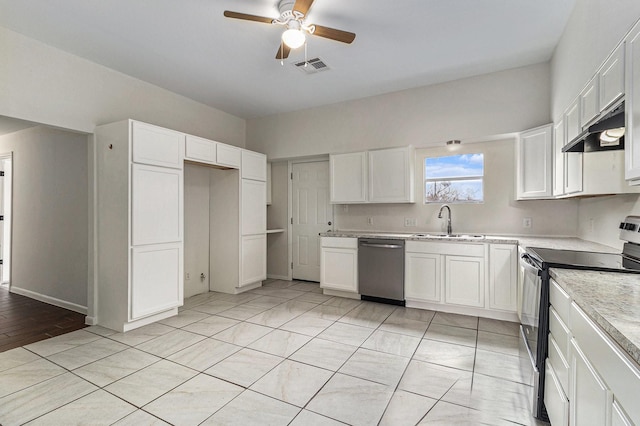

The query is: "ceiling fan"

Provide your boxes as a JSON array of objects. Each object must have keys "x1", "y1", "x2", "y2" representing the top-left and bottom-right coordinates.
[{"x1": 224, "y1": 0, "x2": 356, "y2": 60}]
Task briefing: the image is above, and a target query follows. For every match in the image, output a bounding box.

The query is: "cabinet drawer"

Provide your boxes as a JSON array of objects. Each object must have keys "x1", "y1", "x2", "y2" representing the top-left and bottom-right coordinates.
[
  {"x1": 321, "y1": 237, "x2": 357, "y2": 249},
  {"x1": 550, "y1": 306, "x2": 571, "y2": 359},
  {"x1": 550, "y1": 279, "x2": 571, "y2": 325},
  {"x1": 571, "y1": 302, "x2": 640, "y2": 423},
  {"x1": 545, "y1": 359, "x2": 569, "y2": 426},
  {"x1": 406, "y1": 241, "x2": 484, "y2": 257},
  {"x1": 549, "y1": 333, "x2": 570, "y2": 393}
]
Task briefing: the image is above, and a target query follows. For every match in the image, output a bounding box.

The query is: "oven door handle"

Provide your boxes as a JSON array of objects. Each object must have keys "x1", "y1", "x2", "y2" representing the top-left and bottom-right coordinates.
[{"x1": 520, "y1": 253, "x2": 541, "y2": 276}]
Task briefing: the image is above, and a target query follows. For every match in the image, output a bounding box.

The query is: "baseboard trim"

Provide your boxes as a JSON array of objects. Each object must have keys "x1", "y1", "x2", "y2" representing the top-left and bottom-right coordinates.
[
  {"x1": 84, "y1": 316, "x2": 98, "y2": 326},
  {"x1": 9, "y1": 286, "x2": 88, "y2": 315},
  {"x1": 267, "y1": 274, "x2": 290, "y2": 281}
]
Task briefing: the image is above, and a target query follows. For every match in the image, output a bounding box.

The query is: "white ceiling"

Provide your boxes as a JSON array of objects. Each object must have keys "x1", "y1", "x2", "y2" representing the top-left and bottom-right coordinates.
[{"x1": 0, "y1": 0, "x2": 576, "y2": 119}]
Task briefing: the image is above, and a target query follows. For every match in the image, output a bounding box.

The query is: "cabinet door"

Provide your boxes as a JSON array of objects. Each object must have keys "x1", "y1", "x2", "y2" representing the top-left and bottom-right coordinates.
[
  {"x1": 488, "y1": 244, "x2": 517, "y2": 312},
  {"x1": 266, "y1": 162, "x2": 272, "y2": 205},
  {"x1": 580, "y1": 77, "x2": 600, "y2": 127},
  {"x1": 320, "y1": 247, "x2": 358, "y2": 292},
  {"x1": 444, "y1": 255, "x2": 485, "y2": 307},
  {"x1": 565, "y1": 100, "x2": 581, "y2": 144},
  {"x1": 553, "y1": 119, "x2": 566, "y2": 196},
  {"x1": 516, "y1": 124, "x2": 553, "y2": 199},
  {"x1": 626, "y1": 22, "x2": 640, "y2": 181},
  {"x1": 405, "y1": 252, "x2": 441, "y2": 302},
  {"x1": 368, "y1": 147, "x2": 415, "y2": 203},
  {"x1": 241, "y1": 179, "x2": 266, "y2": 236},
  {"x1": 131, "y1": 243, "x2": 182, "y2": 319},
  {"x1": 216, "y1": 144, "x2": 241, "y2": 169},
  {"x1": 570, "y1": 339, "x2": 612, "y2": 426},
  {"x1": 330, "y1": 152, "x2": 367, "y2": 203},
  {"x1": 564, "y1": 150, "x2": 583, "y2": 194},
  {"x1": 132, "y1": 164, "x2": 183, "y2": 246},
  {"x1": 132, "y1": 121, "x2": 184, "y2": 169},
  {"x1": 611, "y1": 400, "x2": 633, "y2": 426},
  {"x1": 600, "y1": 43, "x2": 625, "y2": 111},
  {"x1": 545, "y1": 360, "x2": 570, "y2": 426},
  {"x1": 241, "y1": 150, "x2": 267, "y2": 181},
  {"x1": 185, "y1": 135, "x2": 216, "y2": 164},
  {"x1": 240, "y1": 234, "x2": 266, "y2": 286}
]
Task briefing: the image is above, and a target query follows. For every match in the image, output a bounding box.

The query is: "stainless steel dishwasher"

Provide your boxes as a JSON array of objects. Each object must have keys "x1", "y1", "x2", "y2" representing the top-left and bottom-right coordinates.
[{"x1": 358, "y1": 238, "x2": 405, "y2": 305}]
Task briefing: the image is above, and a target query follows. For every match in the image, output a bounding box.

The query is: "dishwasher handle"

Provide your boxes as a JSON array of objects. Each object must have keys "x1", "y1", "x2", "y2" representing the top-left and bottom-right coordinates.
[{"x1": 359, "y1": 243, "x2": 404, "y2": 249}]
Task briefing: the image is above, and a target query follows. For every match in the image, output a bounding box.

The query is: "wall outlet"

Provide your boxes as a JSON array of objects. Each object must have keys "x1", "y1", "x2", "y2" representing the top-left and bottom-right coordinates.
[
  {"x1": 523, "y1": 217, "x2": 532, "y2": 228},
  {"x1": 404, "y1": 217, "x2": 417, "y2": 227},
  {"x1": 367, "y1": 217, "x2": 374, "y2": 225},
  {"x1": 589, "y1": 218, "x2": 595, "y2": 232},
  {"x1": 343, "y1": 205, "x2": 348, "y2": 212},
  {"x1": 186, "y1": 272, "x2": 191, "y2": 280}
]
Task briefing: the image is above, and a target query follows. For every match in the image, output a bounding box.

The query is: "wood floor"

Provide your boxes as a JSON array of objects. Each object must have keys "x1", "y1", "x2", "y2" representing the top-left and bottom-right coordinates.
[{"x1": 0, "y1": 286, "x2": 87, "y2": 353}]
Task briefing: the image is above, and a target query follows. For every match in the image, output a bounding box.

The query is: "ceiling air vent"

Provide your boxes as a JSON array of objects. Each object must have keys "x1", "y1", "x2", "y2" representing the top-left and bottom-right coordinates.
[{"x1": 293, "y1": 57, "x2": 330, "y2": 74}]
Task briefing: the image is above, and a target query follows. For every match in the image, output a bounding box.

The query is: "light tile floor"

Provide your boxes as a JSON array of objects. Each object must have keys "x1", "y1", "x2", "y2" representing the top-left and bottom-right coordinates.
[{"x1": 0, "y1": 279, "x2": 547, "y2": 425}]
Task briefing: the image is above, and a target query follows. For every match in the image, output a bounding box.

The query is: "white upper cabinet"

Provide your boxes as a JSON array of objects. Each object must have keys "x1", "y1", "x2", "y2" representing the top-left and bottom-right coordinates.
[
  {"x1": 564, "y1": 150, "x2": 583, "y2": 195},
  {"x1": 553, "y1": 119, "x2": 566, "y2": 197},
  {"x1": 131, "y1": 121, "x2": 184, "y2": 169},
  {"x1": 216, "y1": 143, "x2": 241, "y2": 169},
  {"x1": 241, "y1": 150, "x2": 267, "y2": 181},
  {"x1": 600, "y1": 43, "x2": 625, "y2": 111},
  {"x1": 368, "y1": 146, "x2": 415, "y2": 203},
  {"x1": 516, "y1": 124, "x2": 553, "y2": 199},
  {"x1": 185, "y1": 135, "x2": 216, "y2": 164},
  {"x1": 330, "y1": 151, "x2": 368, "y2": 203},
  {"x1": 266, "y1": 162, "x2": 272, "y2": 205},
  {"x1": 580, "y1": 77, "x2": 600, "y2": 128},
  {"x1": 626, "y1": 21, "x2": 640, "y2": 181},
  {"x1": 565, "y1": 99, "x2": 581, "y2": 144}
]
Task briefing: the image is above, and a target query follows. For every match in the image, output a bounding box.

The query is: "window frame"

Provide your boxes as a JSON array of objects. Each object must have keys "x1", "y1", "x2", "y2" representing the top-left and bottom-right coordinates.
[{"x1": 424, "y1": 153, "x2": 485, "y2": 204}]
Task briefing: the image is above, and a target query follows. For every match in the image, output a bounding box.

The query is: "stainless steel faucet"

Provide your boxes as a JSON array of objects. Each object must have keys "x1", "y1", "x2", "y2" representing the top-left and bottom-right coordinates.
[{"x1": 438, "y1": 204, "x2": 452, "y2": 235}]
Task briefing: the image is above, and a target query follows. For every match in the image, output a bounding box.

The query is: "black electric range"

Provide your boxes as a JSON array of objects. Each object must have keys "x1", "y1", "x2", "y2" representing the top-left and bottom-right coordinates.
[{"x1": 526, "y1": 246, "x2": 640, "y2": 273}]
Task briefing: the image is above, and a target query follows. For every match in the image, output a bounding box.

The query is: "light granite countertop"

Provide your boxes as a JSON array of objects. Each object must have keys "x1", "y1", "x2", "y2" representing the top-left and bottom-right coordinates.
[
  {"x1": 550, "y1": 268, "x2": 640, "y2": 366},
  {"x1": 320, "y1": 231, "x2": 619, "y2": 252}
]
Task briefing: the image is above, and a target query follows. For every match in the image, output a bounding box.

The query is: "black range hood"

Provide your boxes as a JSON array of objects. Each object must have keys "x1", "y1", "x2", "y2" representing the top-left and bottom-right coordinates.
[{"x1": 562, "y1": 102, "x2": 625, "y2": 153}]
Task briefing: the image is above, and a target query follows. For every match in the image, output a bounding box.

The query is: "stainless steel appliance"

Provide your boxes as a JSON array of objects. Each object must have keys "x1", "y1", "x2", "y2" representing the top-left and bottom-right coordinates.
[
  {"x1": 358, "y1": 238, "x2": 405, "y2": 305},
  {"x1": 518, "y1": 215, "x2": 640, "y2": 422}
]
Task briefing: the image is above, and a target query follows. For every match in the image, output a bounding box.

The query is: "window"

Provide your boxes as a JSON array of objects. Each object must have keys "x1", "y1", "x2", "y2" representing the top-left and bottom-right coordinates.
[{"x1": 425, "y1": 153, "x2": 484, "y2": 203}]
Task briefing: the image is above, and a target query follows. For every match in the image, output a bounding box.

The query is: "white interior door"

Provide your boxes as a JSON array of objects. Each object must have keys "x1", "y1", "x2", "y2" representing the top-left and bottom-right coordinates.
[
  {"x1": 292, "y1": 161, "x2": 332, "y2": 282},
  {"x1": 183, "y1": 164, "x2": 210, "y2": 298}
]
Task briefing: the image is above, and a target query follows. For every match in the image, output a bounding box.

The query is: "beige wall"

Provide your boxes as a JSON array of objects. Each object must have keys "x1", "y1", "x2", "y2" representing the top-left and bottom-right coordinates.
[
  {"x1": 336, "y1": 139, "x2": 579, "y2": 236},
  {"x1": 0, "y1": 126, "x2": 88, "y2": 310},
  {"x1": 0, "y1": 26, "x2": 246, "y2": 147},
  {"x1": 247, "y1": 63, "x2": 551, "y2": 159}
]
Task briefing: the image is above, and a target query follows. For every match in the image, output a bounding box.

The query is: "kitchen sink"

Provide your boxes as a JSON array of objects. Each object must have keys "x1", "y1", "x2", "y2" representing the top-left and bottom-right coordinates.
[{"x1": 412, "y1": 233, "x2": 485, "y2": 239}]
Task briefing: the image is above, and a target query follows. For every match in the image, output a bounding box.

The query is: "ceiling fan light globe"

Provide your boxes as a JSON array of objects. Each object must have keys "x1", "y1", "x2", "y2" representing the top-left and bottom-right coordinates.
[{"x1": 282, "y1": 29, "x2": 305, "y2": 49}]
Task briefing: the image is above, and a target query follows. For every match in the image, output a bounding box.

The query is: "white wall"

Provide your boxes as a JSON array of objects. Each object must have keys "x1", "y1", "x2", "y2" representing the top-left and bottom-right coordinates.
[
  {"x1": 0, "y1": 26, "x2": 246, "y2": 147},
  {"x1": 551, "y1": 2, "x2": 640, "y2": 248},
  {"x1": 247, "y1": 63, "x2": 551, "y2": 159},
  {"x1": 551, "y1": 0, "x2": 640, "y2": 120},
  {"x1": 0, "y1": 126, "x2": 88, "y2": 311},
  {"x1": 336, "y1": 139, "x2": 579, "y2": 236}
]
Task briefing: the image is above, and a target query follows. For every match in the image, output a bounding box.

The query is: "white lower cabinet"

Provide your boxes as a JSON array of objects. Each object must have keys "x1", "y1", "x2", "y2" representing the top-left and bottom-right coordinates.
[
  {"x1": 488, "y1": 244, "x2": 517, "y2": 312},
  {"x1": 405, "y1": 251, "x2": 441, "y2": 302},
  {"x1": 131, "y1": 243, "x2": 183, "y2": 319},
  {"x1": 444, "y1": 255, "x2": 484, "y2": 307},
  {"x1": 569, "y1": 338, "x2": 612, "y2": 426},
  {"x1": 320, "y1": 237, "x2": 358, "y2": 293},
  {"x1": 241, "y1": 234, "x2": 266, "y2": 287},
  {"x1": 545, "y1": 359, "x2": 570, "y2": 426}
]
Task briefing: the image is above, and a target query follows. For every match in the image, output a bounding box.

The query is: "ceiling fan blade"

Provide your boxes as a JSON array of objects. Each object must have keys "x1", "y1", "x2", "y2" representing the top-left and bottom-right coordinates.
[
  {"x1": 293, "y1": 0, "x2": 314, "y2": 16},
  {"x1": 223, "y1": 10, "x2": 273, "y2": 24},
  {"x1": 312, "y1": 25, "x2": 356, "y2": 44},
  {"x1": 276, "y1": 43, "x2": 291, "y2": 60}
]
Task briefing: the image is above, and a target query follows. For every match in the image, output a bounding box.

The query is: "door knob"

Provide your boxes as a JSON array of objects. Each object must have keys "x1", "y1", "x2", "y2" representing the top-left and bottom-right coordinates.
[
  {"x1": 328, "y1": 221, "x2": 332, "y2": 226},
  {"x1": 200, "y1": 273, "x2": 206, "y2": 280}
]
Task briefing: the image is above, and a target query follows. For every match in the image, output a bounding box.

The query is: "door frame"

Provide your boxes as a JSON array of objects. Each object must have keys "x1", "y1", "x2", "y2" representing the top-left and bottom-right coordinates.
[
  {"x1": 0, "y1": 152, "x2": 12, "y2": 289},
  {"x1": 287, "y1": 156, "x2": 333, "y2": 282}
]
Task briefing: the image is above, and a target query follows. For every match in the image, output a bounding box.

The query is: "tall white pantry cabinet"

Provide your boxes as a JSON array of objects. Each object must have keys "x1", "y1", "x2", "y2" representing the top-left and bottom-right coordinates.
[{"x1": 95, "y1": 120, "x2": 267, "y2": 332}]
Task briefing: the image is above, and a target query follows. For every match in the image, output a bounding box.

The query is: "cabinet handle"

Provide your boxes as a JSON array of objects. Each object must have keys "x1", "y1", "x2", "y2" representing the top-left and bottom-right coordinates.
[{"x1": 200, "y1": 273, "x2": 206, "y2": 280}]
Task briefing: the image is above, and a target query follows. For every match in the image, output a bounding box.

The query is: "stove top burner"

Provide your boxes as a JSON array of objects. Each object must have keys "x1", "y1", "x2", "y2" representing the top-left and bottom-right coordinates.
[{"x1": 527, "y1": 247, "x2": 640, "y2": 273}]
